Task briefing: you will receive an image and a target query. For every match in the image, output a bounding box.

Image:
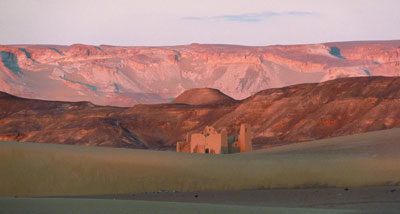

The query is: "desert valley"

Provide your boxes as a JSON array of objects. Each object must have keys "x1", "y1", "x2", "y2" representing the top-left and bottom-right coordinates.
[
  {"x1": 1, "y1": 44, "x2": 400, "y2": 213},
  {"x1": 1, "y1": 0, "x2": 400, "y2": 213}
]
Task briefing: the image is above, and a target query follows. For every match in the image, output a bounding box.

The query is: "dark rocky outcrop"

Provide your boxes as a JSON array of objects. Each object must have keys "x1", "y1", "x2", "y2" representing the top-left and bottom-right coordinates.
[{"x1": 1, "y1": 77, "x2": 400, "y2": 150}]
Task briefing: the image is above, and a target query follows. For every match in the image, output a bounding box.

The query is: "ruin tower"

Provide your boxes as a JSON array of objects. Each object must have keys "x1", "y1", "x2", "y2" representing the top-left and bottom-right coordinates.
[
  {"x1": 238, "y1": 124, "x2": 253, "y2": 152},
  {"x1": 220, "y1": 128, "x2": 228, "y2": 154}
]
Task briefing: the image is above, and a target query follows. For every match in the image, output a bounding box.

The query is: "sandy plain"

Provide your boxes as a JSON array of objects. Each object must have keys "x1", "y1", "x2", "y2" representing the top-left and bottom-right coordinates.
[{"x1": 1, "y1": 128, "x2": 400, "y2": 213}]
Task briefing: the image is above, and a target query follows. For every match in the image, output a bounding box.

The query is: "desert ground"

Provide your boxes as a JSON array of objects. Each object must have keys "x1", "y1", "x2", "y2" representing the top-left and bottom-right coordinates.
[
  {"x1": 1, "y1": 128, "x2": 400, "y2": 213},
  {"x1": 1, "y1": 197, "x2": 362, "y2": 214}
]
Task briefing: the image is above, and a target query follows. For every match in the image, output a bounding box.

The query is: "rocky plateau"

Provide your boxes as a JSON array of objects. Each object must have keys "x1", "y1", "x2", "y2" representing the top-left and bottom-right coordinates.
[{"x1": 1, "y1": 41, "x2": 400, "y2": 106}]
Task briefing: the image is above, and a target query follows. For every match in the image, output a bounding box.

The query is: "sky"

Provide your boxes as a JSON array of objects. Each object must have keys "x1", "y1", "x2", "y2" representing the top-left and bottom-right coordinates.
[{"x1": 0, "y1": 0, "x2": 399, "y2": 46}]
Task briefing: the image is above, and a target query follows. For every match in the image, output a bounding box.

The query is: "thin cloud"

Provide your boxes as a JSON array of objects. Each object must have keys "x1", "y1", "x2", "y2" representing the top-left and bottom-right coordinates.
[{"x1": 180, "y1": 11, "x2": 316, "y2": 22}]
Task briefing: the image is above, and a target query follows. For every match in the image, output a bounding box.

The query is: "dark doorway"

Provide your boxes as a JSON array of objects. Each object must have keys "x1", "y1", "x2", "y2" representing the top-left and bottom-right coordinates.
[{"x1": 205, "y1": 148, "x2": 209, "y2": 154}]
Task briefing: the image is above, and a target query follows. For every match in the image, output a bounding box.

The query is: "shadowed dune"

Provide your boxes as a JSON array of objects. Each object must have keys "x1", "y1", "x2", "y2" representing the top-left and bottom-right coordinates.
[{"x1": 0, "y1": 128, "x2": 399, "y2": 197}]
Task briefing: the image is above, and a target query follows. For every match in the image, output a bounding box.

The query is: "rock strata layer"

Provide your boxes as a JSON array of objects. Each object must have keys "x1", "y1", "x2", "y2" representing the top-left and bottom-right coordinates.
[{"x1": 1, "y1": 41, "x2": 399, "y2": 106}]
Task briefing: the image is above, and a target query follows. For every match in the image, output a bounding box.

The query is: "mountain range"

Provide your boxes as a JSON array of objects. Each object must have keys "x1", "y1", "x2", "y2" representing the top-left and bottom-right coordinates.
[{"x1": 1, "y1": 40, "x2": 399, "y2": 106}]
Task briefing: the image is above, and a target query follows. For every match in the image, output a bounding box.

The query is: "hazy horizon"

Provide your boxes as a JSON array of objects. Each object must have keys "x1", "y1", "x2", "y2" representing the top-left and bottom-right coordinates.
[
  {"x1": 4, "y1": 39, "x2": 400, "y2": 47},
  {"x1": 1, "y1": 0, "x2": 399, "y2": 46}
]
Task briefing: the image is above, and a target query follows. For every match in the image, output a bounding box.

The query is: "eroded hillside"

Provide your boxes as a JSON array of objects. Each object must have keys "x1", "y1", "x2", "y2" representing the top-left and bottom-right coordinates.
[{"x1": 1, "y1": 77, "x2": 400, "y2": 149}]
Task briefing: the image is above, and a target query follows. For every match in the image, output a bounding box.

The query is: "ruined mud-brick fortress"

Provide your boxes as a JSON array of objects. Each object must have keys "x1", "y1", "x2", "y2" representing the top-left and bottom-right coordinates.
[{"x1": 176, "y1": 124, "x2": 253, "y2": 154}]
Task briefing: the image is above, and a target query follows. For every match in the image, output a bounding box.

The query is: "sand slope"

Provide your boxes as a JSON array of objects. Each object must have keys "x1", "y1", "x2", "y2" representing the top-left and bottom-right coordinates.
[
  {"x1": 249, "y1": 127, "x2": 400, "y2": 157},
  {"x1": 0, "y1": 128, "x2": 400, "y2": 197}
]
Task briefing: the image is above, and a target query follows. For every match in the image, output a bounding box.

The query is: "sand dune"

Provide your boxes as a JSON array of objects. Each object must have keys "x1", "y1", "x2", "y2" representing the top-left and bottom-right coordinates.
[
  {"x1": 0, "y1": 128, "x2": 399, "y2": 197},
  {"x1": 249, "y1": 127, "x2": 400, "y2": 157},
  {"x1": 1, "y1": 128, "x2": 400, "y2": 213}
]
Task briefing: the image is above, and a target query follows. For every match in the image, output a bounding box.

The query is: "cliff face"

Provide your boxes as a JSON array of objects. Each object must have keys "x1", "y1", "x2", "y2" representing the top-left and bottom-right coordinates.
[
  {"x1": 1, "y1": 76, "x2": 400, "y2": 150},
  {"x1": 0, "y1": 41, "x2": 399, "y2": 106}
]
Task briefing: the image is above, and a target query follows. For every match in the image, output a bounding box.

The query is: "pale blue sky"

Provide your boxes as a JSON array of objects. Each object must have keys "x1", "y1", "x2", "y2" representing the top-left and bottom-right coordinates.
[{"x1": 0, "y1": 0, "x2": 399, "y2": 46}]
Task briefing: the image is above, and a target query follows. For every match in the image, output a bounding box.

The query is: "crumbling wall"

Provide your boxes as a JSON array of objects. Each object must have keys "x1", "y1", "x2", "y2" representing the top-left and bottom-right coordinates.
[
  {"x1": 190, "y1": 133, "x2": 206, "y2": 153},
  {"x1": 176, "y1": 141, "x2": 190, "y2": 152},
  {"x1": 177, "y1": 124, "x2": 252, "y2": 154}
]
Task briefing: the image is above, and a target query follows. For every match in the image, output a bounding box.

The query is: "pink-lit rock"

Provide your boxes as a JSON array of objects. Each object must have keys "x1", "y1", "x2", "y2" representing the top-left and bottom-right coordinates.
[{"x1": 0, "y1": 41, "x2": 399, "y2": 106}]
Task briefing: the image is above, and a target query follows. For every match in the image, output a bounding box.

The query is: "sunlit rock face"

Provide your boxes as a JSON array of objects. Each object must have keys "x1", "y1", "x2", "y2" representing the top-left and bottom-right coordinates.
[{"x1": 0, "y1": 41, "x2": 399, "y2": 106}]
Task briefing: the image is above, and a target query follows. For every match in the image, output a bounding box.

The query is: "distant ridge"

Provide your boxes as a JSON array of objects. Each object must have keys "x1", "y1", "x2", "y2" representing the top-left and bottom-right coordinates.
[{"x1": 0, "y1": 40, "x2": 399, "y2": 106}]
